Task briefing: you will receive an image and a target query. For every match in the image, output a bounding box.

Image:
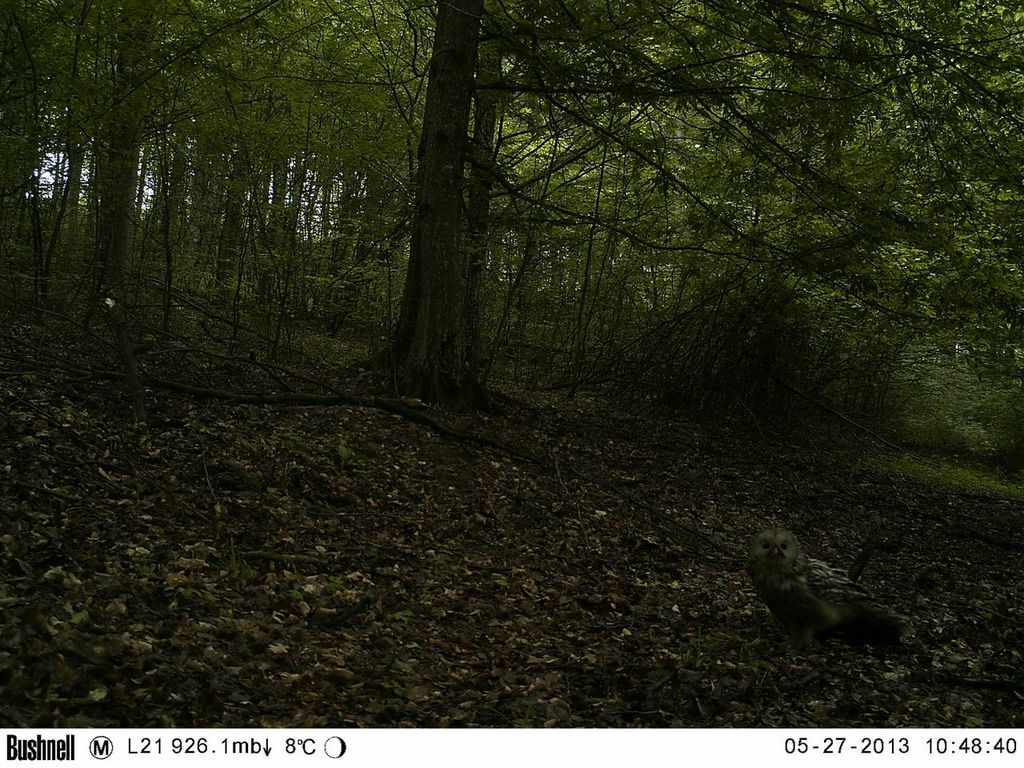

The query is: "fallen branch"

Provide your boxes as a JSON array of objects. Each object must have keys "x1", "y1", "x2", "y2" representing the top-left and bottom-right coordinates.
[{"x1": 139, "y1": 374, "x2": 536, "y2": 460}]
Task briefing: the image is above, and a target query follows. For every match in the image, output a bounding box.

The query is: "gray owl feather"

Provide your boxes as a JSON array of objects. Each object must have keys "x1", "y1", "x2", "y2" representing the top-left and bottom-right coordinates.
[{"x1": 747, "y1": 528, "x2": 907, "y2": 646}]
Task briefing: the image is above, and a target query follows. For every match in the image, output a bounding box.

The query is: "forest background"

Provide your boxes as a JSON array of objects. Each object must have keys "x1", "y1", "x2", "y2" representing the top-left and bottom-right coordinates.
[
  {"x1": 2, "y1": 0, "x2": 1023, "y2": 446},
  {"x1": 1, "y1": 0, "x2": 1023, "y2": 727}
]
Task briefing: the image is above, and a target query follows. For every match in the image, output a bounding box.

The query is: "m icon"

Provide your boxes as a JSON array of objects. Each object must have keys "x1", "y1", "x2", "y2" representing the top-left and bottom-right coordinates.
[{"x1": 89, "y1": 736, "x2": 113, "y2": 759}]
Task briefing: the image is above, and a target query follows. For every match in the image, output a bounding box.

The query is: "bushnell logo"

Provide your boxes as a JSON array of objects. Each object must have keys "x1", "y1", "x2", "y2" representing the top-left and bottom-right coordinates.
[{"x1": 6, "y1": 735, "x2": 76, "y2": 761}]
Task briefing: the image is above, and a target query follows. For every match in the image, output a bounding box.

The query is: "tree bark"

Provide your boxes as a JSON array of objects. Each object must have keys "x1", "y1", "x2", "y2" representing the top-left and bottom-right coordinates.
[
  {"x1": 392, "y1": 0, "x2": 485, "y2": 405},
  {"x1": 159, "y1": 132, "x2": 187, "y2": 331},
  {"x1": 95, "y1": 107, "x2": 141, "y2": 297},
  {"x1": 216, "y1": 150, "x2": 245, "y2": 295},
  {"x1": 464, "y1": 46, "x2": 501, "y2": 383},
  {"x1": 94, "y1": 10, "x2": 147, "y2": 301}
]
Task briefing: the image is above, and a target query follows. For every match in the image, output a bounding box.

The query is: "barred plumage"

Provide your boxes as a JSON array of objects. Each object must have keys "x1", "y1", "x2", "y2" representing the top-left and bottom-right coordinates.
[{"x1": 747, "y1": 528, "x2": 907, "y2": 646}]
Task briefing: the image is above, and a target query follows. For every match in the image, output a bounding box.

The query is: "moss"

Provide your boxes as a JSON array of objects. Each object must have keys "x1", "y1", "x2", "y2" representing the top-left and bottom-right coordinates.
[{"x1": 879, "y1": 453, "x2": 1024, "y2": 501}]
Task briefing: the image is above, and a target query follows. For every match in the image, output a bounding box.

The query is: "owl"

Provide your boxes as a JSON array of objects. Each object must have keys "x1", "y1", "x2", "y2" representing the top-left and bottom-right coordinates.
[{"x1": 747, "y1": 528, "x2": 907, "y2": 646}]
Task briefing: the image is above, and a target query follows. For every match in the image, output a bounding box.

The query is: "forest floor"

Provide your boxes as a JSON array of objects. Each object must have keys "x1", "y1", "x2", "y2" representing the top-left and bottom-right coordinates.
[{"x1": 1, "y1": 338, "x2": 1022, "y2": 727}]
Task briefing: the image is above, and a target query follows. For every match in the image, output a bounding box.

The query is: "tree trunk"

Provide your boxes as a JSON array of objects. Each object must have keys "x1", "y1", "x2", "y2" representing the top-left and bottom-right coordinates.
[
  {"x1": 94, "y1": 11, "x2": 147, "y2": 302},
  {"x1": 392, "y1": 0, "x2": 484, "y2": 405},
  {"x1": 63, "y1": 143, "x2": 84, "y2": 263},
  {"x1": 159, "y1": 132, "x2": 187, "y2": 331},
  {"x1": 95, "y1": 109, "x2": 141, "y2": 297},
  {"x1": 464, "y1": 47, "x2": 501, "y2": 383},
  {"x1": 215, "y1": 150, "x2": 245, "y2": 297}
]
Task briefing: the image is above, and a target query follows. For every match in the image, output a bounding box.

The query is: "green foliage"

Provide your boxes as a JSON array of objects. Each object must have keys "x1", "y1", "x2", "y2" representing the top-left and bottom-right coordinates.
[
  {"x1": 885, "y1": 454, "x2": 1024, "y2": 502},
  {"x1": 2, "y1": 0, "x2": 1024, "y2": 432},
  {"x1": 894, "y1": 351, "x2": 1024, "y2": 472},
  {"x1": 228, "y1": 540, "x2": 258, "y2": 584}
]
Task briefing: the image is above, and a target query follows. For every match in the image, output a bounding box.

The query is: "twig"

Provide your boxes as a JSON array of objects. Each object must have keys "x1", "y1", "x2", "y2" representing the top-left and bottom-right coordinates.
[
  {"x1": 241, "y1": 550, "x2": 324, "y2": 565},
  {"x1": 778, "y1": 379, "x2": 939, "y2": 467}
]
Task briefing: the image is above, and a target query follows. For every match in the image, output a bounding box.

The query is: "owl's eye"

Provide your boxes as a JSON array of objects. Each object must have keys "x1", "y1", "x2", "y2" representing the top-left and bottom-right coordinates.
[
  {"x1": 780, "y1": 542, "x2": 788, "y2": 550},
  {"x1": 762, "y1": 542, "x2": 770, "y2": 549}
]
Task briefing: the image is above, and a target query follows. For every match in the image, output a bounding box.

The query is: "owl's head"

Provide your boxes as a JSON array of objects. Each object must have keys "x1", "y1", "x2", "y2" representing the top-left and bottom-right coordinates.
[{"x1": 750, "y1": 528, "x2": 801, "y2": 568}]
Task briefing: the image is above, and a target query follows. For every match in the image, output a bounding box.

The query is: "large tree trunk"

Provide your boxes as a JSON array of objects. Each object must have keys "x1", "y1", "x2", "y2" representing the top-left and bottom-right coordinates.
[
  {"x1": 464, "y1": 47, "x2": 501, "y2": 383},
  {"x1": 392, "y1": 0, "x2": 484, "y2": 406}
]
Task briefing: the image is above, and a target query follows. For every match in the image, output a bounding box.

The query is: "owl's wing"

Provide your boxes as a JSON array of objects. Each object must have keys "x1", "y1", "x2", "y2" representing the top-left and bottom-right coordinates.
[
  {"x1": 803, "y1": 557, "x2": 874, "y2": 603},
  {"x1": 804, "y1": 556, "x2": 907, "y2": 644}
]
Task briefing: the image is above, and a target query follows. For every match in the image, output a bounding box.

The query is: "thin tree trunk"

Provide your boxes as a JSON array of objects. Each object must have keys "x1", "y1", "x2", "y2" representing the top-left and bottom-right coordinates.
[
  {"x1": 215, "y1": 150, "x2": 245, "y2": 300},
  {"x1": 159, "y1": 132, "x2": 186, "y2": 332},
  {"x1": 62, "y1": 143, "x2": 84, "y2": 264},
  {"x1": 96, "y1": 116, "x2": 141, "y2": 297},
  {"x1": 94, "y1": 17, "x2": 147, "y2": 303}
]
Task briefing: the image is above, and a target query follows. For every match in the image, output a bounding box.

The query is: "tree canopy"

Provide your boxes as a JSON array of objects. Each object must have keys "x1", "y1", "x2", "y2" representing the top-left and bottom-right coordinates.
[{"x1": 2, "y1": 0, "x2": 1023, "y2": 441}]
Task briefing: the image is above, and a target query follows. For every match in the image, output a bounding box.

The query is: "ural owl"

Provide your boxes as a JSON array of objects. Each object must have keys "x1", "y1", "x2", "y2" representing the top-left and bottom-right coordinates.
[{"x1": 747, "y1": 528, "x2": 907, "y2": 646}]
